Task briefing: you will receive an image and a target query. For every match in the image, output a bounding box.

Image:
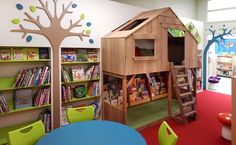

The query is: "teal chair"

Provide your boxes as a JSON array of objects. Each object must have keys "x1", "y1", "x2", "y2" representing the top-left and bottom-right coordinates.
[
  {"x1": 7, "y1": 120, "x2": 45, "y2": 145},
  {"x1": 158, "y1": 121, "x2": 178, "y2": 145},
  {"x1": 67, "y1": 105, "x2": 95, "y2": 124}
]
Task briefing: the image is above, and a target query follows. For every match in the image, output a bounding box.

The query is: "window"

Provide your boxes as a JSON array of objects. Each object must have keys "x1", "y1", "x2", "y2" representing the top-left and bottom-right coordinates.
[
  {"x1": 121, "y1": 19, "x2": 147, "y2": 31},
  {"x1": 207, "y1": 0, "x2": 236, "y2": 22},
  {"x1": 135, "y1": 39, "x2": 154, "y2": 57}
]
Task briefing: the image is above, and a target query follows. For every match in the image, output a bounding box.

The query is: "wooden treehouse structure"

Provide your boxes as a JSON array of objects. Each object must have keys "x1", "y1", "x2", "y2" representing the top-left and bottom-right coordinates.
[{"x1": 102, "y1": 7, "x2": 199, "y2": 127}]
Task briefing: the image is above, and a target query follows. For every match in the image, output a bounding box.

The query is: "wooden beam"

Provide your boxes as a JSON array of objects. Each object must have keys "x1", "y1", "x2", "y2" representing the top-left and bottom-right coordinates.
[{"x1": 133, "y1": 33, "x2": 157, "y2": 39}]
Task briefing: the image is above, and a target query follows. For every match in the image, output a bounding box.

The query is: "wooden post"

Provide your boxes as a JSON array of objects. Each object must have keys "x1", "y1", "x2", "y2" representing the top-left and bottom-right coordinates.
[
  {"x1": 122, "y1": 77, "x2": 127, "y2": 124},
  {"x1": 232, "y1": 77, "x2": 236, "y2": 145},
  {"x1": 168, "y1": 71, "x2": 172, "y2": 116}
]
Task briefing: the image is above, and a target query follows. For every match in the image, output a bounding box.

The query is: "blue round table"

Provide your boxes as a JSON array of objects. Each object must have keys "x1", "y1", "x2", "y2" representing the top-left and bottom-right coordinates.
[{"x1": 36, "y1": 120, "x2": 147, "y2": 145}]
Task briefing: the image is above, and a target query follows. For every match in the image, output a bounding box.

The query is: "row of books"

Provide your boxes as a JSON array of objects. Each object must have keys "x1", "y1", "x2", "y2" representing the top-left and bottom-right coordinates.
[
  {"x1": 14, "y1": 66, "x2": 51, "y2": 88},
  {"x1": 0, "y1": 48, "x2": 49, "y2": 61},
  {"x1": 0, "y1": 96, "x2": 10, "y2": 113},
  {"x1": 128, "y1": 77, "x2": 149, "y2": 102},
  {"x1": 14, "y1": 88, "x2": 50, "y2": 109},
  {"x1": 61, "y1": 48, "x2": 98, "y2": 62},
  {"x1": 61, "y1": 65, "x2": 99, "y2": 82},
  {"x1": 146, "y1": 73, "x2": 167, "y2": 96},
  {"x1": 38, "y1": 109, "x2": 51, "y2": 132},
  {"x1": 62, "y1": 82, "x2": 99, "y2": 102},
  {"x1": 103, "y1": 80, "x2": 123, "y2": 106},
  {"x1": 33, "y1": 88, "x2": 51, "y2": 106}
]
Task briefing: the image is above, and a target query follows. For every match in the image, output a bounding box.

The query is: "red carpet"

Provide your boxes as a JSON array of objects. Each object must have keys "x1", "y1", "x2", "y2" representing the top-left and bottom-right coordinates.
[{"x1": 139, "y1": 91, "x2": 232, "y2": 145}]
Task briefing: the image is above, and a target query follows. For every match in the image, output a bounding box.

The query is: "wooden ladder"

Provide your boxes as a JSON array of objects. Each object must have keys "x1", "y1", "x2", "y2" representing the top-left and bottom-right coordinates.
[{"x1": 170, "y1": 62, "x2": 196, "y2": 124}]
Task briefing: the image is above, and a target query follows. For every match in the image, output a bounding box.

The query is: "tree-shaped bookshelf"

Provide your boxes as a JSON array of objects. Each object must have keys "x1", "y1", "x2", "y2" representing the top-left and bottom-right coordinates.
[{"x1": 11, "y1": 0, "x2": 92, "y2": 128}]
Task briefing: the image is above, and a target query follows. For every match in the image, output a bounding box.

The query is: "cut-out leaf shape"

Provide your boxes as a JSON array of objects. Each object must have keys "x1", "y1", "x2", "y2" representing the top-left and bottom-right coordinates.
[
  {"x1": 30, "y1": 5, "x2": 36, "y2": 12},
  {"x1": 26, "y1": 35, "x2": 32, "y2": 42},
  {"x1": 86, "y1": 22, "x2": 92, "y2": 27},
  {"x1": 11, "y1": 19, "x2": 20, "y2": 24},
  {"x1": 89, "y1": 39, "x2": 94, "y2": 44},
  {"x1": 80, "y1": 14, "x2": 85, "y2": 20},
  {"x1": 16, "y1": 3, "x2": 23, "y2": 10},
  {"x1": 72, "y1": 4, "x2": 77, "y2": 8},
  {"x1": 86, "y1": 30, "x2": 91, "y2": 34}
]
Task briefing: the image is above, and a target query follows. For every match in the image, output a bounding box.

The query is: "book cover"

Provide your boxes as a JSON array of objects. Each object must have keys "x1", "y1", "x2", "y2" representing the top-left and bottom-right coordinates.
[
  {"x1": 14, "y1": 89, "x2": 32, "y2": 109},
  {"x1": 74, "y1": 85, "x2": 86, "y2": 98},
  {"x1": 12, "y1": 48, "x2": 24, "y2": 61},
  {"x1": 67, "y1": 49, "x2": 77, "y2": 62},
  {"x1": 27, "y1": 48, "x2": 39, "y2": 60},
  {"x1": 84, "y1": 65, "x2": 94, "y2": 79},
  {"x1": 0, "y1": 48, "x2": 11, "y2": 60},
  {"x1": 39, "y1": 48, "x2": 49, "y2": 59},
  {"x1": 87, "y1": 49, "x2": 98, "y2": 61},
  {"x1": 72, "y1": 66, "x2": 84, "y2": 81},
  {"x1": 76, "y1": 49, "x2": 88, "y2": 61},
  {"x1": 61, "y1": 49, "x2": 68, "y2": 62}
]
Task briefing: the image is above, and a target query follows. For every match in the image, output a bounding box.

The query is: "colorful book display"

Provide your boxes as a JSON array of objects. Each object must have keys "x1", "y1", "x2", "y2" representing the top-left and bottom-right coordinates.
[
  {"x1": 0, "y1": 96, "x2": 10, "y2": 113},
  {"x1": 33, "y1": 88, "x2": 51, "y2": 106},
  {"x1": 146, "y1": 73, "x2": 167, "y2": 96},
  {"x1": 87, "y1": 82, "x2": 100, "y2": 97},
  {"x1": 39, "y1": 48, "x2": 49, "y2": 59},
  {"x1": 72, "y1": 66, "x2": 85, "y2": 81},
  {"x1": 61, "y1": 85, "x2": 72, "y2": 102},
  {"x1": 128, "y1": 76, "x2": 149, "y2": 102},
  {"x1": 12, "y1": 48, "x2": 24, "y2": 61},
  {"x1": 0, "y1": 48, "x2": 11, "y2": 60},
  {"x1": 61, "y1": 48, "x2": 98, "y2": 62},
  {"x1": 74, "y1": 85, "x2": 86, "y2": 98},
  {"x1": 13, "y1": 66, "x2": 51, "y2": 87}
]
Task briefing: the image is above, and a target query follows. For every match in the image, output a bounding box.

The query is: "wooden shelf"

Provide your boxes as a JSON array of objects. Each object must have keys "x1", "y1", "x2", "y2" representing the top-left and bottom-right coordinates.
[
  {"x1": 62, "y1": 96, "x2": 99, "y2": 105},
  {"x1": 0, "y1": 59, "x2": 50, "y2": 63},
  {"x1": 217, "y1": 68, "x2": 232, "y2": 71},
  {"x1": 61, "y1": 61, "x2": 100, "y2": 65},
  {"x1": 129, "y1": 97, "x2": 151, "y2": 107},
  {"x1": 0, "y1": 77, "x2": 51, "y2": 91},
  {"x1": 217, "y1": 61, "x2": 232, "y2": 65},
  {"x1": 218, "y1": 55, "x2": 232, "y2": 58},
  {"x1": 0, "y1": 104, "x2": 51, "y2": 116},
  {"x1": 217, "y1": 74, "x2": 232, "y2": 78},
  {"x1": 151, "y1": 93, "x2": 168, "y2": 101},
  {"x1": 61, "y1": 78, "x2": 100, "y2": 85}
]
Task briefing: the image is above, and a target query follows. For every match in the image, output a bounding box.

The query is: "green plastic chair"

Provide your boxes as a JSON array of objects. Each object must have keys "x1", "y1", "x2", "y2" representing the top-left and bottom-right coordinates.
[
  {"x1": 67, "y1": 105, "x2": 95, "y2": 124},
  {"x1": 158, "y1": 121, "x2": 178, "y2": 145},
  {"x1": 7, "y1": 120, "x2": 45, "y2": 145}
]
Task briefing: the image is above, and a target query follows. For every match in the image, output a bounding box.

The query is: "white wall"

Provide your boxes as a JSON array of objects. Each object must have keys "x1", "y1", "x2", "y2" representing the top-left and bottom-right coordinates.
[
  {"x1": 0, "y1": 0, "x2": 145, "y2": 48},
  {"x1": 111, "y1": 0, "x2": 198, "y2": 19}
]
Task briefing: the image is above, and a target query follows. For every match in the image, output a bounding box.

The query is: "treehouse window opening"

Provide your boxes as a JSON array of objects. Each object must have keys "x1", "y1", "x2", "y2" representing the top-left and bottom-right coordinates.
[
  {"x1": 121, "y1": 19, "x2": 147, "y2": 31},
  {"x1": 135, "y1": 39, "x2": 155, "y2": 57}
]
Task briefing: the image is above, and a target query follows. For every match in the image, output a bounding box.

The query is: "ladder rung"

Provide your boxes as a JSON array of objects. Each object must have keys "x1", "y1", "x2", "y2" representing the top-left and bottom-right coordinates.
[
  {"x1": 184, "y1": 110, "x2": 196, "y2": 117},
  {"x1": 178, "y1": 83, "x2": 190, "y2": 87},
  {"x1": 176, "y1": 74, "x2": 187, "y2": 78},
  {"x1": 173, "y1": 65, "x2": 185, "y2": 69},
  {"x1": 180, "y1": 92, "x2": 192, "y2": 97},
  {"x1": 182, "y1": 101, "x2": 195, "y2": 107}
]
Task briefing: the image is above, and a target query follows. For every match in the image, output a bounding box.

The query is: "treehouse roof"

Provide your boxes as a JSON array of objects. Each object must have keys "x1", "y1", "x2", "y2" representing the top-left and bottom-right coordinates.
[{"x1": 103, "y1": 7, "x2": 196, "y2": 41}]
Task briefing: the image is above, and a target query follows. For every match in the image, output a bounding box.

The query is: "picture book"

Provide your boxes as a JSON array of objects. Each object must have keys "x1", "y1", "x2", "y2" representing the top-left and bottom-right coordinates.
[
  {"x1": 76, "y1": 49, "x2": 88, "y2": 61},
  {"x1": 0, "y1": 96, "x2": 10, "y2": 113},
  {"x1": 0, "y1": 48, "x2": 11, "y2": 60},
  {"x1": 39, "y1": 48, "x2": 49, "y2": 59},
  {"x1": 12, "y1": 48, "x2": 24, "y2": 61},
  {"x1": 87, "y1": 49, "x2": 98, "y2": 61},
  {"x1": 27, "y1": 48, "x2": 39, "y2": 60},
  {"x1": 72, "y1": 66, "x2": 84, "y2": 81},
  {"x1": 61, "y1": 49, "x2": 68, "y2": 62},
  {"x1": 67, "y1": 49, "x2": 77, "y2": 62},
  {"x1": 74, "y1": 85, "x2": 86, "y2": 98},
  {"x1": 14, "y1": 89, "x2": 32, "y2": 109},
  {"x1": 84, "y1": 65, "x2": 94, "y2": 79}
]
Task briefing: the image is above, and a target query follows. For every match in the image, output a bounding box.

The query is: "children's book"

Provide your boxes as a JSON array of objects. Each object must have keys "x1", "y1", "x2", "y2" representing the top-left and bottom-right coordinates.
[
  {"x1": 27, "y1": 48, "x2": 39, "y2": 60},
  {"x1": 67, "y1": 49, "x2": 77, "y2": 62},
  {"x1": 72, "y1": 66, "x2": 84, "y2": 81},
  {"x1": 13, "y1": 48, "x2": 24, "y2": 61},
  {"x1": 0, "y1": 48, "x2": 11, "y2": 60},
  {"x1": 84, "y1": 65, "x2": 94, "y2": 79},
  {"x1": 76, "y1": 49, "x2": 88, "y2": 61},
  {"x1": 39, "y1": 48, "x2": 49, "y2": 59},
  {"x1": 14, "y1": 89, "x2": 32, "y2": 109},
  {"x1": 87, "y1": 49, "x2": 98, "y2": 61},
  {"x1": 61, "y1": 49, "x2": 68, "y2": 62},
  {"x1": 74, "y1": 85, "x2": 86, "y2": 98}
]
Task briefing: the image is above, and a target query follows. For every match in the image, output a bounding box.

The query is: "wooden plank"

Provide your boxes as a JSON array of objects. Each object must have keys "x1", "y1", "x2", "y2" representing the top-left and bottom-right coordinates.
[
  {"x1": 151, "y1": 93, "x2": 168, "y2": 101},
  {"x1": 232, "y1": 77, "x2": 236, "y2": 145},
  {"x1": 168, "y1": 72, "x2": 172, "y2": 115},
  {"x1": 102, "y1": 101, "x2": 123, "y2": 123},
  {"x1": 129, "y1": 97, "x2": 151, "y2": 107},
  {"x1": 122, "y1": 77, "x2": 128, "y2": 124},
  {"x1": 184, "y1": 32, "x2": 198, "y2": 68},
  {"x1": 161, "y1": 23, "x2": 187, "y2": 31},
  {"x1": 103, "y1": 71, "x2": 126, "y2": 79},
  {"x1": 133, "y1": 33, "x2": 157, "y2": 39},
  {"x1": 159, "y1": 16, "x2": 182, "y2": 25}
]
